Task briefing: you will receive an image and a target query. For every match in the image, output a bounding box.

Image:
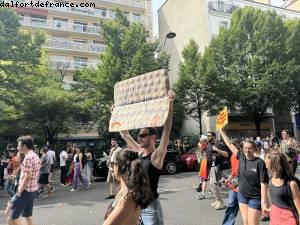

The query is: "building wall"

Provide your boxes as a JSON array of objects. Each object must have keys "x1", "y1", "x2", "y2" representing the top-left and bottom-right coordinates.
[
  {"x1": 159, "y1": 0, "x2": 300, "y2": 137},
  {"x1": 286, "y1": 0, "x2": 300, "y2": 11}
]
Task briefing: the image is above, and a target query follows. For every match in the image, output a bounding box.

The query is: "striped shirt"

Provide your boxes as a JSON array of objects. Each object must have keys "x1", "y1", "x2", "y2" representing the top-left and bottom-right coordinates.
[{"x1": 19, "y1": 150, "x2": 41, "y2": 192}]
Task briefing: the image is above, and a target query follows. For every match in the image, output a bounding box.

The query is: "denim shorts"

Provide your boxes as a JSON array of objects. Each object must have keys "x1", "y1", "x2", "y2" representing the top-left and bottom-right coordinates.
[
  {"x1": 10, "y1": 190, "x2": 37, "y2": 219},
  {"x1": 140, "y1": 198, "x2": 164, "y2": 225},
  {"x1": 238, "y1": 192, "x2": 261, "y2": 210}
]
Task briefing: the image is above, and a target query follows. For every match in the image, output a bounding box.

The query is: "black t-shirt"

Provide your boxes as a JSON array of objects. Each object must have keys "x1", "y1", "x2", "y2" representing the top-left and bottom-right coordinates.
[
  {"x1": 206, "y1": 142, "x2": 231, "y2": 169},
  {"x1": 139, "y1": 152, "x2": 161, "y2": 199},
  {"x1": 237, "y1": 151, "x2": 269, "y2": 199}
]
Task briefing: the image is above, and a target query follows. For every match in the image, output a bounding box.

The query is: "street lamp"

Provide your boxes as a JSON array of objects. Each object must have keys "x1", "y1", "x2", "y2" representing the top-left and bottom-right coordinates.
[{"x1": 163, "y1": 31, "x2": 176, "y2": 49}]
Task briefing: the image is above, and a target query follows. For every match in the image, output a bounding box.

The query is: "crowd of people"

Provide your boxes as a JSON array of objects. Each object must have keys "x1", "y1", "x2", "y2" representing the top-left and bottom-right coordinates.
[
  {"x1": 1, "y1": 89, "x2": 300, "y2": 225},
  {"x1": 194, "y1": 128, "x2": 300, "y2": 225}
]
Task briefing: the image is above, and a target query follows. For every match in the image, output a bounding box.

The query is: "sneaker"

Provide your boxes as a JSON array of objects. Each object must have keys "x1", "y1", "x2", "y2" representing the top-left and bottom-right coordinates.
[
  {"x1": 50, "y1": 186, "x2": 55, "y2": 193},
  {"x1": 261, "y1": 216, "x2": 270, "y2": 221},
  {"x1": 70, "y1": 189, "x2": 78, "y2": 192},
  {"x1": 60, "y1": 183, "x2": 66, "y2": 186},
  {"x1": 214, "y1": 201, "x2": 226, "y2": 210},
  {"x1": 197, "y1": 193, "x2": 205, "y2": 200},
  {"x1": 210, "y1": 201, "x2": 218, "y2": 207},
  {"x1": 42, "y1": 194, "x2": 51, "y2": 198}
]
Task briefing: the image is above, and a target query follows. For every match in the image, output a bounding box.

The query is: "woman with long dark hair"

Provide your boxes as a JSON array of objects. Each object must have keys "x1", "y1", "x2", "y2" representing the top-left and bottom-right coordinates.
[
  {"x1": 268, "y1": 152, "x2": 300, "y2": 225},
  {"x1": 103, "y1": 149, "x2": 153, "y2": 225}
]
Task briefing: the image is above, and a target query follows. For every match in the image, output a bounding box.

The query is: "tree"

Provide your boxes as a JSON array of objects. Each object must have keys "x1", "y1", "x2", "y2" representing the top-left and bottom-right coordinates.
[
  {"x1": 202, "y1": 7, "x2": 290, "y2": 136},
  {"x1": 286, "y1": 19, "x2": 300, "y2": 117},
  {"x1": 76, "y1": 9, "x2": 169, "y2": 137},
  {"x1": 0, "y1": 9, "x2": 90, "y2": 145},
  {"x1": 174, "y1": 40, "x2": 212, "y2": 135}
]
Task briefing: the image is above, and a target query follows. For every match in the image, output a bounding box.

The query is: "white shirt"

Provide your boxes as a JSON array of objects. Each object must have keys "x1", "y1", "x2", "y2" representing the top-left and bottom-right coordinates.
[
  {"x1": 59, "y1": 150, "x2": 68, "y2": 167},
  {"x1": 47, "y1": 150, "x2": 56, "y2": 165}
]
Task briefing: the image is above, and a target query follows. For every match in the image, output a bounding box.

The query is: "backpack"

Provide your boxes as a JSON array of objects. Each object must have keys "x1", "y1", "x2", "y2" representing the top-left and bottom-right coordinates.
[{"x1": 82, "y1": 154, "x2": 87, "y2": 169}]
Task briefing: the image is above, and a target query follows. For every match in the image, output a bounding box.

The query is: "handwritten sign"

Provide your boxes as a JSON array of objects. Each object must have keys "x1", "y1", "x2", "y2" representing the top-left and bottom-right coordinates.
[
  {"x1": 216, "y1": 106, "x2": 228, "y2": 130},
  {"x1": 109, "y1": 69, "x2": 170, "y2": 132}
]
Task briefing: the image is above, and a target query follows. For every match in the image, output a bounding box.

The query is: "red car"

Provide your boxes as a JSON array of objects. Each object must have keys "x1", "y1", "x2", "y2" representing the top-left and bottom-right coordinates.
[{"x1": 180, "y1": 147, "x2": 200, "y2": 171}]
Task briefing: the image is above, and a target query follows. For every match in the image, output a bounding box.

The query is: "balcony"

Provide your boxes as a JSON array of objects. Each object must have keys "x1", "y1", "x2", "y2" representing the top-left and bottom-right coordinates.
[
  {"x1": 208, "y1": 1, "x2": 236, "y2": 14},
  {"x1": 19, "y1": 16, "x2": 101, "y2": 35},
  {"x1": 49, "y1": 60, "x2": 98, "y2": 70},
  {"x1": 227, "y1": 107, "x2": 274, "y2": 116},
  {"x1": 45, "y1": 39, "x2": 106, "y2": 54},
  {"x1": 102, "y1": 0, "x2": 145, "y2": 9}
]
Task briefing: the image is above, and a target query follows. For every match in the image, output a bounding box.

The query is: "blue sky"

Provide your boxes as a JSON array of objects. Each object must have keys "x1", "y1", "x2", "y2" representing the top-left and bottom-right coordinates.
[{"x1": 151, "y1": 0, "x2": 287, "y2": 38}]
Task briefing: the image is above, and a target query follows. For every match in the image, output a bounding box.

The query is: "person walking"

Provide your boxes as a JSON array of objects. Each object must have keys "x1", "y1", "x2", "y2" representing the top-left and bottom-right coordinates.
[
  {"x1": 196, "y1": 135, "x2": 209, "y2": 199},
  {"x1": 105, "y1": 139, "x2": 122, "y2": 199},
  {"x1": 46, "y1": 146, "x2": 56, "y2": 187},
  {"x1": 220, "y1": 129, "x2": 270, "y2": 225},
  {"x1": 268, "y1": 152, "x2": 300, "y2": 225},
  {"x1": 120, "y1": 90, "x2": 175, "y2": 225},
  {"x1": 59, "y1": 148, "x2": 68, "y2": 186},
  {"x1": 4, "y1": 148, "x2": 19, "y2": 197},
  {"x1": 220, "y1": 136, "x2": 241, "y2": 225},
  {"x1": 83, "y1": 147, "x2": 93, "y2": 185},
  {"x1": 6, "y1": 135, "x2": 41, "y2": 225},
  {"x1": 206, "y1": 131, "x2": 229, "y2": 210},
  {"x1": 103, "y1": 150, "x2": 153, "y2": 225},
  {"x1": 38, "y1": 147, "x2": 52, "y2": 198},
  {"x1": 70, "y1": 147, "x2": 89, "y2": 192},
  {"x1": 280, "y1": 129, "x2": 300, "y2": 174}
]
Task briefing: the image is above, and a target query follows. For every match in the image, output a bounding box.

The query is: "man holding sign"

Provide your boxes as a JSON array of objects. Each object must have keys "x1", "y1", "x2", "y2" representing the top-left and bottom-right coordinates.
[{"x1": 119, "y1": 90, "x2": 175, "y2": 225}]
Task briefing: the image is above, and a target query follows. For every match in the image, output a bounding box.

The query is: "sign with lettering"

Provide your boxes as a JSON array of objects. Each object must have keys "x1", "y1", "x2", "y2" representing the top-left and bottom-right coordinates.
[
  {"x1": 109, "y1": 69, "x2": 170, "y2": 132},
  {"x1": 216, "y1": 106, "x2": 228, "y2": 130}
]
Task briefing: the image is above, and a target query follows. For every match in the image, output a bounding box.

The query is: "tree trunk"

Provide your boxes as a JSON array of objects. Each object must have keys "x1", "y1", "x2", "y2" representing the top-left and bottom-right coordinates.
[
  {"x1": 254, "y1": 119, "x2": 262, "y2": 137},
  {"x1": 43, "y1": 126, "x2": 56, "y2": 146},
  {"x1": 199, "y1": 118, "x2": 202, "y2": 136}
]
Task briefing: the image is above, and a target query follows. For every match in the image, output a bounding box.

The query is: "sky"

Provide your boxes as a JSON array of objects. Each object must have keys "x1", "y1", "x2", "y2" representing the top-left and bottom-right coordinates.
[{"x1": 151, "y1": 0, "x2": 287, "y2": 38}]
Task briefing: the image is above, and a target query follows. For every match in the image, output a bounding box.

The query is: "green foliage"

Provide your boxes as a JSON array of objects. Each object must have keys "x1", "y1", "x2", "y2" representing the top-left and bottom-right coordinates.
[
  {"x1": 286, "y1": 19, "x2": 300, "y2": 115},
  {"x1": 202, "y1": 7, "x2": 291, "y2": 135},
  {"x1": 0, "y1": 9, "x2": 89, "y2": 145},
  {"x1": 76, "y1": 9, "x2": 169, "y2": 137},
  {"x1": 174, "y1": 40, "x2": 212, "y2": 135}
]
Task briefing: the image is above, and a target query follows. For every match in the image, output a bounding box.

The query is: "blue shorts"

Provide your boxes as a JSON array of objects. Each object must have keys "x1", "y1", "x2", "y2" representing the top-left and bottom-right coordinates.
[
  {"x1": 9, "y1": 190, "x2": 37, "y2": 219},
  {"x1": 238, "y1": 192, "x2": 261, "y2": 210}
]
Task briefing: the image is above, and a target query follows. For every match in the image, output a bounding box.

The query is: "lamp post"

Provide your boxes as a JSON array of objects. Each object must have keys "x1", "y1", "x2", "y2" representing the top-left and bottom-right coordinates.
[{"x1": 162, "y1": 31, "x2": 176, "y2": 49}]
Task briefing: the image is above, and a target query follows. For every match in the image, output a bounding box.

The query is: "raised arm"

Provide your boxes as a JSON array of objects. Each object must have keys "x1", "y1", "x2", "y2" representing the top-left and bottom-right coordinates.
[
  {"x1": 119, "y1": 130, "x2": 141, "y2": 153},
  {"x1": 219, "y1": 129, "x2": 239, "y2": 156},
  {"x1": 151, "y1": 90, "x2": 175, "y2": 169}
]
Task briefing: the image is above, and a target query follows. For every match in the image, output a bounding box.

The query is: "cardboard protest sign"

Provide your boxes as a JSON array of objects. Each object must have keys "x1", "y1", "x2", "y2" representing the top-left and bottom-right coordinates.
[
  {"x1": 109, "y1": 69, "x2": 170, "y2": 132},
  {"x1": 216, "y1": 106, "x2": 228, "y2": 130}
]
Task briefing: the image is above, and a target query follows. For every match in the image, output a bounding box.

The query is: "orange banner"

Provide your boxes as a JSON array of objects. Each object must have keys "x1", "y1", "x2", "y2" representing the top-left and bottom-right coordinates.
[{"x1": 216, "y1": 107, "x2": 228, "y2": 130}]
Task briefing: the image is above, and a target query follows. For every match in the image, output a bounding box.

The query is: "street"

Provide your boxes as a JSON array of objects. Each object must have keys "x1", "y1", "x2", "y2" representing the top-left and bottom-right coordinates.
[{"x1": 0, "y1": 172, "x2": 270, "y2": 225}]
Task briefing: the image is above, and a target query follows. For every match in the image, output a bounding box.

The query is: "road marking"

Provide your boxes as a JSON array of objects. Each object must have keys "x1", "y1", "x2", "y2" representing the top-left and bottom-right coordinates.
[
  {"x1": 158, "y1": 188, "x2": 182, "y2": 193},
  {"x1": 34, "y1": 203, "x2": 65, "y2": 209}
]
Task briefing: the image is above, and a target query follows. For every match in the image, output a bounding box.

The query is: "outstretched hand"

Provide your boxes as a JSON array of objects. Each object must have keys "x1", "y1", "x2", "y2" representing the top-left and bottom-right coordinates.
[{"x1": 167, "y1": 90, "x2": 175, "y2": 102}]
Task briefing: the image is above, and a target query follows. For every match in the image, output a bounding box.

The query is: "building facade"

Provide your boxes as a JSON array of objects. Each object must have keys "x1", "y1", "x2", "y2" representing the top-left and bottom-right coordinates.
[
  {"x1": 9, "y1": 0, "x2": 152, "y2": 84},
  {"x1": 6, "y1": 0, "x2": 152, "y2": 149},
  {"x1": 158, "y1": 0, "x2": 300, "y2": 138}
]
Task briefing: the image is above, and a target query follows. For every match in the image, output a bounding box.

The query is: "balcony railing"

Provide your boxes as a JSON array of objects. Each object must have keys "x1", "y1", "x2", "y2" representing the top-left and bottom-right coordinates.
[
  {"x1": 208, "y1": 1, "x2": 236, "y2": 14},
  {"x1": 20, "y1": 16, "x2": 101, "y2": 35},
  {"x1": 102, "y1": 0, "x2": 145, "y2": 9},
  {"x1": 49, "y1": 60, "x2": 98, "y2": 70},
  {"x1": 45, "y1": 39, "x2": 106, "y2": 53}
]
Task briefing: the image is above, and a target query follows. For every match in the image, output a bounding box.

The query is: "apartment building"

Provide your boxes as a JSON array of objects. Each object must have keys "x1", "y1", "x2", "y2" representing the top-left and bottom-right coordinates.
[
  {"x1": 158, "y1": 0, "x2": 300, "y2": 138},
  {"x1": 9, "y1": 0, "x2": 152, "y2": 84},
  {"x1": 5, "y1": 0, "x2": 152, "y2": 152}
]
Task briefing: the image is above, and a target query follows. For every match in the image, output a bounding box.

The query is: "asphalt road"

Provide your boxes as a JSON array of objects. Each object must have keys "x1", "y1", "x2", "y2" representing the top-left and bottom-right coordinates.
[{"x1": 0, "y1": 171, "x2": 270, "y2": 225}]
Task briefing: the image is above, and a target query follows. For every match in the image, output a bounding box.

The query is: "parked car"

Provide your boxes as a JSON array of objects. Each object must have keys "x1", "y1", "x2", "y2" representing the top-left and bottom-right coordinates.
[
  {"x1": 181, "y1": 147, "x2": 200, "y2": 171},
  {"x1": 92, "y1": 157, "x2": 109, "y2": 179},
  {"x1": 92, "y1": 141, "x2": 183, "y2": 178}
]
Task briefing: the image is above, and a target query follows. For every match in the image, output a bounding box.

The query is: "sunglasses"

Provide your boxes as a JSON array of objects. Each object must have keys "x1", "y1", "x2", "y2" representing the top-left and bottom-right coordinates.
[{"x1": 138, "y1": 133, "x2": 150, "y2": 138}]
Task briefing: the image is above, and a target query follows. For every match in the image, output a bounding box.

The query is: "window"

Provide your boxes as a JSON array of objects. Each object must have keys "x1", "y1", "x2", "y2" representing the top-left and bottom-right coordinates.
[
  {"x1": 74, "y1": 21, "x2": 88, "y2": 32},
  {"x1": 133, "y1": 13, "x2": 141, "y2": 22},
  {"x1": 74, "y1": 57, "x2": 88, "y2": 68},
  {"x1": 53, "y1": 17, "x2": 68, "y2": 29},
  {"x1": 220, "y1": 21, "x2": 228, "y2": 28},
  {"x1": 31, "y1": 15, "x2": 47, "y2": 26},
  {"x1": 94, "y1": 7, "x2": 107, "y2": 17},
  {"x1": 123, "y1": 11, "x2": 129, "y2": 19}
]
